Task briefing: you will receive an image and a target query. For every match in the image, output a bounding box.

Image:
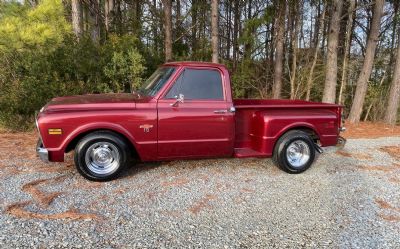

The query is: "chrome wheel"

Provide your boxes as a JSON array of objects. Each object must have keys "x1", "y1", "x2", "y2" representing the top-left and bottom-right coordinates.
[
  {"x1": 84, "y1": 142, "x2": 120, "y2": 175},
  {"x1": 286, "y1": 140, "x2": 310, "y2": 168}
]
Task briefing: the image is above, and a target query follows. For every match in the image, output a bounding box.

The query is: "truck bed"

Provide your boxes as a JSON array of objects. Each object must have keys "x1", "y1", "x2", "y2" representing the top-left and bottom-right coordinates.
[{"x1": 233, "y1": 99, "x2": 342, "y2": 158}]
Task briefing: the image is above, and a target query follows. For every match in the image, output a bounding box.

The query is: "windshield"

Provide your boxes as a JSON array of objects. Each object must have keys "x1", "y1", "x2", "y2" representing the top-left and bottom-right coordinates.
[{"x1": 138, "y1": 66, "x2": 176, "y2": 96}]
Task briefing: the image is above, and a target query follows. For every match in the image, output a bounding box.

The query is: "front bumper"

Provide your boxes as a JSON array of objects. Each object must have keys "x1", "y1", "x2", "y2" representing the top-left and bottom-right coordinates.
[
  {"x1": 36, "y1": 140, "x2": 49, "y2": 162},
  {"x1": 35, "y1": 111, "x2": 48, "y2": 162}
]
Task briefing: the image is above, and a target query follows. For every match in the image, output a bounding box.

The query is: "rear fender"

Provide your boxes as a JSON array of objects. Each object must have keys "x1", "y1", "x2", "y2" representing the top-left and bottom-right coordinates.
[
  {"x1": 274, "y1": 122, "x2": 321, "y2": 141},
  {"x1": 249, "y1": 111, "x2": 324, "y2": 156}
]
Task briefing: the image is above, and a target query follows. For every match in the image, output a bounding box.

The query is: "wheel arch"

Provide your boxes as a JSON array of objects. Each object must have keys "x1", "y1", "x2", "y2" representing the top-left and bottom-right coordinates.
[
  {"x1": 64, "y1": 125, "x2": 140, "y2": 160},
  {"x1": 272, "y1": 124, "x2": 320, "y2": 152}
]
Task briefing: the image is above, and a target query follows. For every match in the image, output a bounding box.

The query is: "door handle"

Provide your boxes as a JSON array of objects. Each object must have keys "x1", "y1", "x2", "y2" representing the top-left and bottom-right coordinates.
[{"x1": 214, "y1": 110, "x2": 228, "y2": 114}]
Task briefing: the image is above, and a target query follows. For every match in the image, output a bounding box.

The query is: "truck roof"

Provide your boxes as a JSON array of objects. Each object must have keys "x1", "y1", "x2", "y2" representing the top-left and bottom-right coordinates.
[{"x1": 163, "y1": 61, "x2": 227, "y2": 69}]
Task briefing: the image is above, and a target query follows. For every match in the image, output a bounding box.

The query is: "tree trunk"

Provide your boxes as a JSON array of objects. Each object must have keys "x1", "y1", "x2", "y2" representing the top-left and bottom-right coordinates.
[
  {"x1": 191, "y1": 0, "x2": 198, "y2": 55},
  {"x1": 322, "y1": 0, "x2": 343, "y2": 103},
  {"x1": 71, "y1": 0, "x2": 83, "y2": 39},
  {"x1": 104, "y1": 0, "x2": 114, "y2": 33},
  {"x1": 384, "y1": 34, "x2": 400, "y2": 124},
  {"x1": 312, "y1": 0, "x2": 321, "y2": 48},
  {"x1": 211, "y1": 0, "x2": 219, "y2": 63},
  {"x1": 175, "y1": 0, "x2": 182, "y2": 42},
  {"x1": 388, "y1": 1, "x2": 399, "y2": 78},
  {"x1": 306, "y1": 1, "x2": 326, "y2": 101},
  {"x1": 226, "y1": 1, "x2": 232, "y2": 60},
  {"x1": 338, "y1": 0, "x2": 355, "y2": 105},
  {"x1": 348, "y1": 0, "x2": 384, "y2": 123},
  {"x1": 272, "y1": 0, "x2": 286, "y2": 99},
  {"x1": 132, "y1": 0, "x2": 142, "y2": 37},
  {"x1": 233, "y1": 0, "x2": 240, "y2": 69},
  {"x1": 290, "y1": 1, "x2": 301, "y2": 99},
  {"x1": 114, "y1": 0, "x2": 122, "y2": 35},
  {"x1": 244, "y1": 0, "x2": 253, "y2": 61},
  {"x1": 88, "y1": 0, "x2": 100, "y2": 43},
  {"x1": 162, "y1": 0, "x2": 173, "y2": 62}
]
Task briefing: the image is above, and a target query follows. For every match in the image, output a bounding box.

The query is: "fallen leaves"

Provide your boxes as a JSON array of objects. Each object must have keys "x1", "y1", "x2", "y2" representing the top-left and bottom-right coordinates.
[
  {"x1": 380, "y1": 146, "x2": 400, "y2": 160},
  {"x1": 21, "y1": 175, "x2": 67, "y2": 207},
  {"x1": 375, "y1": 198, "x2": 400, "y2": 212},
  {"x1": 188, "y1": 194, "x2": 217, "y2": 214},
  {"x1": 375, "y1": 198, "x2": 400, "y2": 222},
  {"x1": 344, "y1": 122, "x2": 400, "y2": 139},
  {"x1": 162, "y1": 177, "x2": 190, "y2": 187},
  {"x1": 6, "y1": 203, "x2": 100, "y2": 221},
  {"x1": 5, "y1": 175, "x2": 101, "y2": 221},
  {"x1": 357, "y1": 165, "x2": 394, "y2": 172},
  {"x1": 335, "y1": 150, "x2": 372, "y2": 160}
]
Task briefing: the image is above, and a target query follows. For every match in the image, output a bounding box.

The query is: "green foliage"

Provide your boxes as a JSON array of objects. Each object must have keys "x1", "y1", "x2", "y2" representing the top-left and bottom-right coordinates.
[
  {"x1": 0, "y1": 2, "x2": 146, "y2": 130},
  {"x1": 239, "y1": 5, "x2": 274, "y2": 48},
  {"x1": 0, "y1": 0, "x2": 70, "y2": 52},
  {"x1": 104, "y1": 49, "x2": 146, "y2": 92}
]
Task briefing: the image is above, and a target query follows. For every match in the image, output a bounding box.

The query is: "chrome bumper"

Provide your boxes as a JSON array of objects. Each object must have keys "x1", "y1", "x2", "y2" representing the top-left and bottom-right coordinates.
[{"x1": 36, "y1": 142, "x2": 49, "y2": 163}]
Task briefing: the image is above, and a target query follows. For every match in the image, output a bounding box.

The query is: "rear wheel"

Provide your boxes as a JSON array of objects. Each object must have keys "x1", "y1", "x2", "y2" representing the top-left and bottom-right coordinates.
[
  {"x1": 74, "y1": 131, "x2": 129, "y2": 181},
  {"x1": 272, "y1": 130, "x2": 316, "y2": 173}
]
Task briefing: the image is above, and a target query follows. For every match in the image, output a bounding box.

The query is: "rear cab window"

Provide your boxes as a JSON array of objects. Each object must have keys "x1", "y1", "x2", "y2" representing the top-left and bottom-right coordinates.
[{"x1": 165, "y1": 68, "x2": 224, "y2": 100}]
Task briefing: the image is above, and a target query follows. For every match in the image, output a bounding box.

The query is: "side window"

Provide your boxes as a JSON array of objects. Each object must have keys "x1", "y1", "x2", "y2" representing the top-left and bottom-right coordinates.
[{"x1": 165, "y1": 69, "x2": 224, "y2": 100}]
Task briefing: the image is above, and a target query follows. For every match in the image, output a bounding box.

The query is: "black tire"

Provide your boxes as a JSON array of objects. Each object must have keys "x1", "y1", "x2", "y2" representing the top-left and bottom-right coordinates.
[
  {"x1": 74, "y1": 131, "x2": 129, "y2": 181},
  {"x1": 272, "y1": 130, "x2": 316, "y2": 174}
]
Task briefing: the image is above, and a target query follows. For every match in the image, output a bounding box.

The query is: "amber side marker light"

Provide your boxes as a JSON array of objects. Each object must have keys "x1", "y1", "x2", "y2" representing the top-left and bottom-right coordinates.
[{"x1": 48, "y1": 128, "x2": 62, "y2": 135}]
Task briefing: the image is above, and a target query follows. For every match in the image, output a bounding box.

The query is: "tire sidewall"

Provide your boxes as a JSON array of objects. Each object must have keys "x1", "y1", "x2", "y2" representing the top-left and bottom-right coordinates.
[
  {"x1": 75, "y1": 133, "x2": 128, "y2": 181},
  {"x1": 277, "y1": 132, "x2": 315, "y2": 173}
]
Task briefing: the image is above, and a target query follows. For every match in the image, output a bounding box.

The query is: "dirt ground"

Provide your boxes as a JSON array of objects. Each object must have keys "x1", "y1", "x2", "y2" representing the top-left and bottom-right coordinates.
[{"x1": 343, "y1": 122, "x2": 400, "y2": 139}]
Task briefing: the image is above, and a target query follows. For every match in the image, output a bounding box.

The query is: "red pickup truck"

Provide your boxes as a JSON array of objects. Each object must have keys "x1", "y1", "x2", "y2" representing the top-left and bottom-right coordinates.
[{"x1": 36, "y1": 61, "x2": 345, "y2": 181}]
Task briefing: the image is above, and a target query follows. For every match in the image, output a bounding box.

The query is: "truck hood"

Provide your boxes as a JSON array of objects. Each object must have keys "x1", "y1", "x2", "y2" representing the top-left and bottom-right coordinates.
[{"x1": 42, "y1": 93, "x2": 141, "y2": 113}]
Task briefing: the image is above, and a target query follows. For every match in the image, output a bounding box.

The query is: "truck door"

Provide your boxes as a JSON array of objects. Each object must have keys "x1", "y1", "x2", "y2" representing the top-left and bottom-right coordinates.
[{"x1": 157, "y1": 67, "x2": 235, "y2": 159}]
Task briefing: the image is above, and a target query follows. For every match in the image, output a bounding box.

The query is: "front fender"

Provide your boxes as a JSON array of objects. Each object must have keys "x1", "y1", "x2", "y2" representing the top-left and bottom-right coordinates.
[{"x1": 60, "y1": 122, "x2": 139, "y2": 152}]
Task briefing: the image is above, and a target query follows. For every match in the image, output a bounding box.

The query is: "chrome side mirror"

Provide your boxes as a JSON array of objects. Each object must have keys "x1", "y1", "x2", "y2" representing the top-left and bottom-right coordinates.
[{"x1": 171, "y1": 93, "x2": 184, "y2": 107}]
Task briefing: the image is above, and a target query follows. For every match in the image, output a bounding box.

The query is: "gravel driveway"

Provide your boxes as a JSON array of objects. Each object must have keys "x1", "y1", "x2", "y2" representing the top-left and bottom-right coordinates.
[{"x1": 0, "y1": 133, "x2": 399, "y2": 248}]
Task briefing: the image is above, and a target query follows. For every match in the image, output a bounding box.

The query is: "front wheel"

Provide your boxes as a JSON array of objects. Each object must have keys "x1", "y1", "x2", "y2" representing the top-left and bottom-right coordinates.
[
  {"x1": 272, "y1": 130, "x2": 316, "y2": 174},
  {"x1": 74, "y1": 131, "x2": 129, "y2": 181}
]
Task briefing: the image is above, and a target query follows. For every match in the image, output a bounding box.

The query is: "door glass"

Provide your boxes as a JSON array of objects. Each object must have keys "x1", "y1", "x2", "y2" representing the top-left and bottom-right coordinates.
[{"x1": 165, "y1": 69, "x2": 223, "y2": 100}]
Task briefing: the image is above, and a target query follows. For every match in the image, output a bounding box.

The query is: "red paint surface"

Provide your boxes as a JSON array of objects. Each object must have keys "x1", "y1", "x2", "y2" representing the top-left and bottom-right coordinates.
[{"x1": 37, "y1": 61, "x2": 343, "y2": 162}]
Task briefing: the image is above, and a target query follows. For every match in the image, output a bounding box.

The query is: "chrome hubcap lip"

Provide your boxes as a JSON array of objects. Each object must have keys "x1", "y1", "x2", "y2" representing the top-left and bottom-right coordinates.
[
  {"x1": 286, "y1": 140, "x2": 310, "y2": 168},
  {"x1": 85, "y1": 142, "x2": 120, "y2": 175}
]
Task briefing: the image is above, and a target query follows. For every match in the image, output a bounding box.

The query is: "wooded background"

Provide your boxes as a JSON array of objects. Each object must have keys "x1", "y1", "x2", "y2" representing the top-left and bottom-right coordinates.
[{"x1": 0, "y1": 0, "x2": 399, "y2": 130}]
